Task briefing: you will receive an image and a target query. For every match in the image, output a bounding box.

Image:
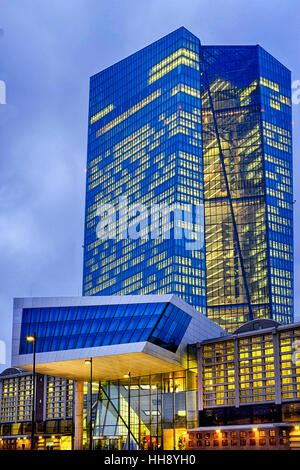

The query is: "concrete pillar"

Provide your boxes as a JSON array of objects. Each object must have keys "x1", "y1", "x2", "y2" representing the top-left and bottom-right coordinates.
[{"x1": 74, "y1": 381, "x2": 84, "y2": 450}]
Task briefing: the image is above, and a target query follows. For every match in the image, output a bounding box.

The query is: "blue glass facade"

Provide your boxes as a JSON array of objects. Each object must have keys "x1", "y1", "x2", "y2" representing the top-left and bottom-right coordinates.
[
  {"x1": 201, "y1": 45, "x2": 293, "y2": 330},
  {"x1": 19, "y1": 302, "x2": 191, "y2": 355},
  {"x1": 83, "y1": 27, "x2": 206, "y2": 315},
  {"x1": 83, "y1": 28, "x2": 293, "y2": 332},
  {"x1": 258, "y1": 48, "x2": 293, "y2": 325}
]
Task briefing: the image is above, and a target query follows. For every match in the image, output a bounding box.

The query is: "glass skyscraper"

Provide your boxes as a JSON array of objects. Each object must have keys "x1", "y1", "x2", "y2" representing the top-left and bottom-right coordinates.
[
  {"x1": 201, "y1": 45, "x2": 293, "y2": 330},
  {"x1": 83, "y1": 27, "x2": 293, "y2": 332}
]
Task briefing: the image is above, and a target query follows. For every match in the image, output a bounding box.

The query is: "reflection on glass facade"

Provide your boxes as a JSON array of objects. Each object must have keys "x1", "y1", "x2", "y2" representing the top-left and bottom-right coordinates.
[
  {"x1": 201, "y1": 45, "x2": 293, "y2": 331},
  {"x1": 19, "y1": 302, "x2": 191, "y2": 354},
  {"x1": 93, "y1": 367, "x2": 198, "y2": 450},
  {"x1": 0, "y1": 372, "x2": 73, "y2": 423},
  {"x1": 83, "y1": 27, "x2": 293, "y2": 332}
]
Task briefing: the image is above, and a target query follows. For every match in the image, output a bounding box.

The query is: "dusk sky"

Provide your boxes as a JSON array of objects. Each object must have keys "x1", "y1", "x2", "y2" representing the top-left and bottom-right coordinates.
[{"x1": 0, "y1": 0, "x2": 299, "y2": 372}]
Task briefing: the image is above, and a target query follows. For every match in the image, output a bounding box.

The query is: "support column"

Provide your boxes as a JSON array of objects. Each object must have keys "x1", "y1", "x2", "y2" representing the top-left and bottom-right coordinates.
[{"x1": 74, "y1": 381, "x2": 84, "y2": 450}]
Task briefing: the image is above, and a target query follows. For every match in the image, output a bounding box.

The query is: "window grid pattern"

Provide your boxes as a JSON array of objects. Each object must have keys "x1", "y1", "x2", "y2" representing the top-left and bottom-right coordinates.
[
  {"x1": 83, "y1": 27, "x2": 206, "y2": 314},
  {"x1": 202, "y1": 341, "x2": 236, "y2": 407},
  {"x1": 83, "y1": 29, "x2": 293, "y2": 331},
  {"x1": 238, "y1": 334, "x2": 275, "y2": 404},
  {"x1": 188, "y1": 428, "x2": 289, "y2": 449},
  {"x1": 280, "y1": 328, "x2": 300, "y2": 401},
  {"x1": 201, "y1": 45, "x2": 293, "y2": 332},
  {"x1": 94, "y1": 368, "x2": 198, "y2": 450},
  {"x1": 46, "y1": 377, "x2": 73, "y2": 420},
  {"x1": 0, "y1": 376, "x2": 33, "y2": 423},
  {"x1": 201, "y1": 46, "x2": 269, "y2": 332},
  {"x1": 203, "y1": 334, "x2": 276, "y2": 407},
  {"x1": 201, "y1": 325, "x2": 300, "y2": 409}
]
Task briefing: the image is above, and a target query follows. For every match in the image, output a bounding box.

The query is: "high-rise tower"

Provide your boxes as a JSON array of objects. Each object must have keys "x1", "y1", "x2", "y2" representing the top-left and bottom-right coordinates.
[
  {"x1": 201, "y1": 45, "x2": 293, "y2": 330},
  {"x1": 83, "y1": 28, "x2": 293, "y2": 331}
]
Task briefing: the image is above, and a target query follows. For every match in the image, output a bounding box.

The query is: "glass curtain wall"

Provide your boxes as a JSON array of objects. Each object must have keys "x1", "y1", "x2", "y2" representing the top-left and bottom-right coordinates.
[
  {"x1": 201, "y1": 46, "x2": 270, "y2": 332},
  {"x1": 93, "y1": 365, "x2": 197, "y2": 450}
]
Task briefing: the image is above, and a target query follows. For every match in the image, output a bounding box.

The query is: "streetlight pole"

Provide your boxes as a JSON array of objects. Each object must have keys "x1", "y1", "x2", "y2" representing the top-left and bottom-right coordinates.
[
  {"x1": 26, "y1": 333, "x2": 36, "y2": 451},
  {"x1": 85, "y1": 358, "x2": 93, "y2": 450},
  {"x1": 124, "y1": 372, "x2": 131, "y2": 450},
  {"x1": 128, "y1": 372, "x2": 131, "y2": 450},
  {"x1": 89, "y1": 358, "x2": 93, "y2": 450}
]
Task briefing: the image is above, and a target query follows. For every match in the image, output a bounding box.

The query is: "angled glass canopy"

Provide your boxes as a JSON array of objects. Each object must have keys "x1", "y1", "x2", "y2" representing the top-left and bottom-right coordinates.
[{"x1": 20, "y1": 301, "x2": 192, "y2": 355}]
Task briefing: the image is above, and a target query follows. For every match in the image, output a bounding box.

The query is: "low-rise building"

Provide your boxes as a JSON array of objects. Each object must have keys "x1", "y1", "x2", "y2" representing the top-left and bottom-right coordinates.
[
  {"x1": 0, "y1": 367, "x2": 73, "y2": 450},
  {"x1": 188, "y1": 319, "x2": 300, "y2": 450},
  {"x1": 5, "y1": 295, "x2": 300, "y2": 450}
]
